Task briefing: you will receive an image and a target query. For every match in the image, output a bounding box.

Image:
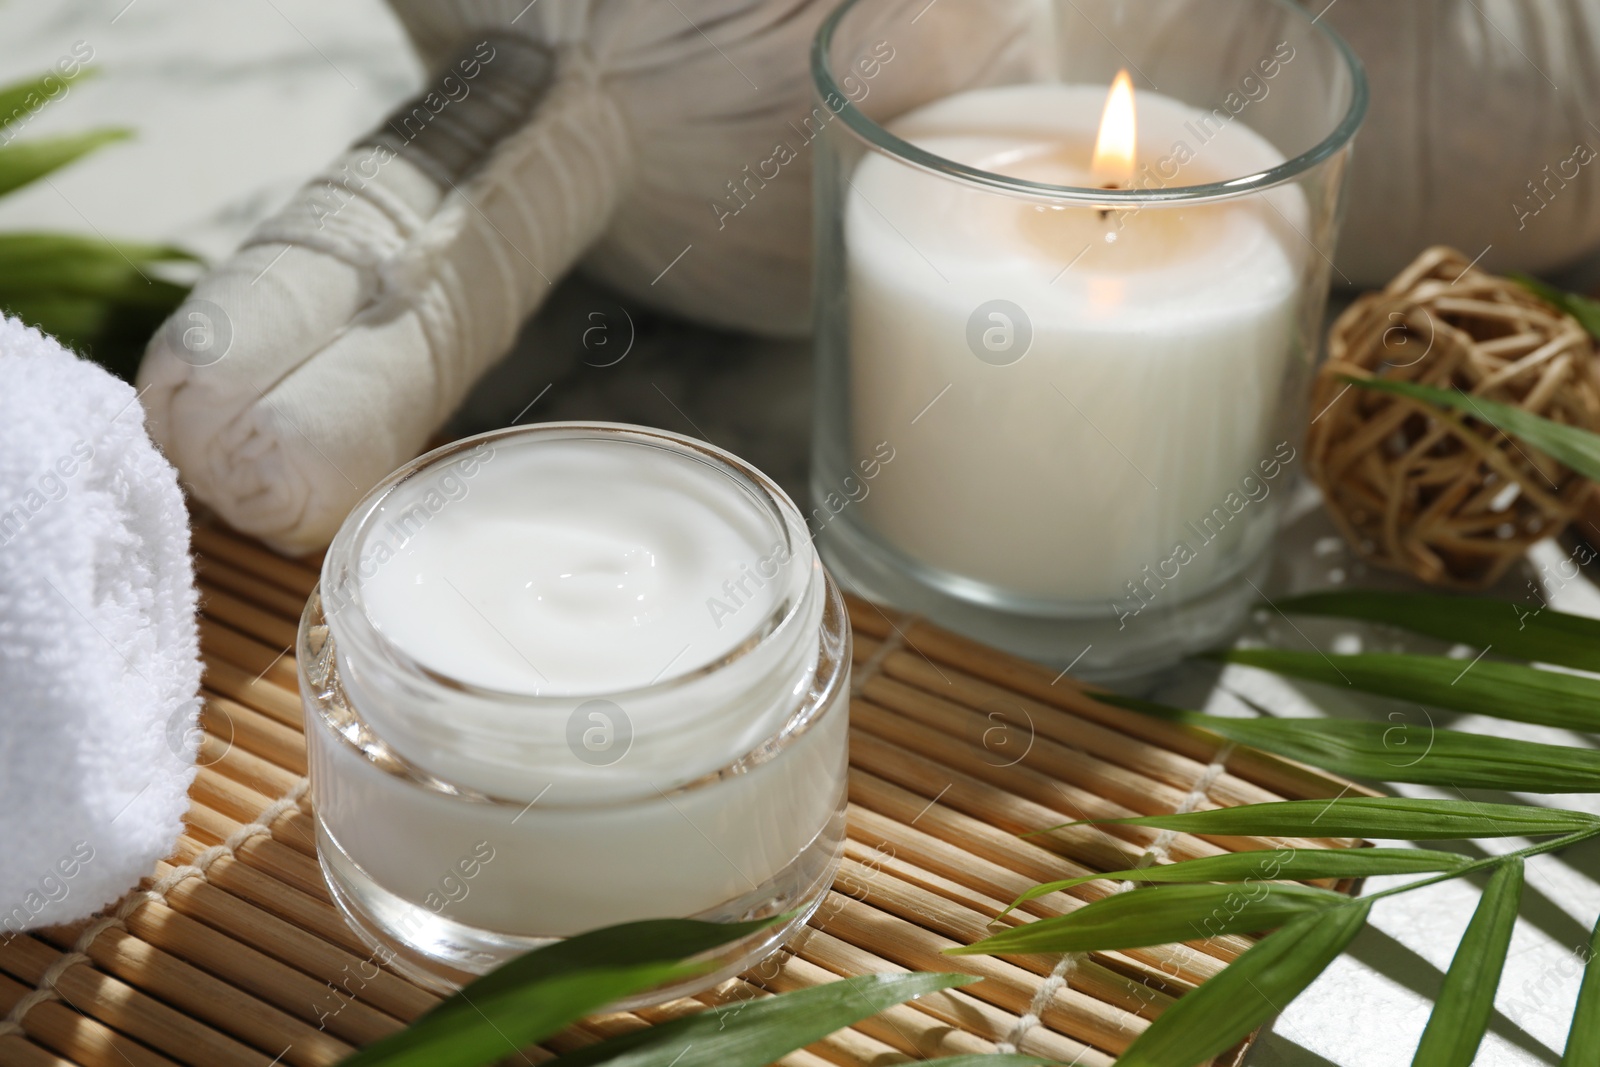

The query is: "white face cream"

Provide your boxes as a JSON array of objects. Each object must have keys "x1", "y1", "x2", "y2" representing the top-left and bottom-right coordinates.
[
  {"x1": 301, "y1": 424, "x2": 850, "y2": 995},
  {"x1": 359, "y1": 438, "x2": 785, "y2": 695}
]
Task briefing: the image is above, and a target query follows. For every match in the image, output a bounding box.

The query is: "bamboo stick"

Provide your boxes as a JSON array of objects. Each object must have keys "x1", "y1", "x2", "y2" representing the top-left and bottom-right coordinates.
[
  {"x1": 789, "y1": 926, "x2": 1103, "y2": 1065},
  {"x1": 847, "y1": 766, "x2": 1096, "y2": 892},
  {"x1": 855, "y1": 682, "x2": 1339, "y2": 856},
  {"x1": 767, "y1": 1050, "x2": 835, "y2": 1067},
  {"x1": 811, "y1": 888, "x2": 1138, "y2": 1055},
  {"x1": 852, "y1": 603, "x2": 1236, "y2": 757},
  {"x1": 190, "y1": 768, "x2": 292, "y2": 832},
  {"x1": 850, "y1": 632, "x2": 883, "y2": 664},
  {"x1": 201, "y1": 692, "x2": 307, "y2": 776},
  {"x1": 0, "y1": 935, "x2": 270, "y2": 1067},
  {"x1": 165, "y1": 840, "x2": 365, "y2": 958},
  {"x1": 271, "y1": 807, "x2": 319, "y2": 857},
  {"x1": 0, "y1": 969, "x2": 178, "y2": 1067},
  {"x1": 867, "y1": 606, "x2": 1380, "y2": 805},
  {"x1": 539, "y1": 1012, "x2": 654, "y2": 1060},
  {"x1": 196, "y1": 559, "x2": 308, "y2": 621},
  {"x1": 201, "y1": 586, "x2": 299, "y2": 652},
  {"x1": 761, "y1": 942, "x2": 1002, "y2": 1060},
  {"x1": 847, "y1": 727, "x2": 1150, "y2": 873},
  {"x1": 844, "y1": 802, "x2": 1224, "y2": 986},
  {"x1": 186, "y1": 773, "x2": 318, "y2": 860},
  {"x1": 199, "y1": 619, "x2": 297, "y2": 692},
  {"x1": 271, "y1": 809, "x2": 321, "y2": 859},
  {"x1": 191, "y1": 526, "x2": 320, "y2": 600},
  {"x1": 564, "y1": 970, "x2": 912, "y2": 1067},
  {"x1": 75, "y1": 895, "x2": 404, "y2": 1046},
  {"x1": 851, "y1": 698, "x2": 1231, "y2": 862},
  {"x1": 879, "y1": 648, "x2": 1317, "y2": 815},
  {"x1": 831, "y1": 854, "x2": 1161, "y2": 1027},
  {"x1": 180, "y1": 805, "x2": 327, "y2": 901},
  {"x1": 201, "y1": 659, "x2": 303, "y2": 730},
  {"x1": 836, "y1": 839, "x2": 1179, "y2": 1017},
  {"x1": 198, "y1": 738, "x2": 303, "y2": 806},
  {"x1": 865, "y1": 670, "x2": 1236, "y2": 810},
  {"x1": 845, "y1": 769, "x2": 1250, "y2": 974},
  {"x1": 0, "y1": 1036, "x2": 74, "y2": 1067},
  {"x1": 695, "y1": 972, "x2": 904, "y2": 1067},
  {"x1": 564, "y1": 972, "x2": 874, "y2": 1067},
  {"x1": 624, "y1": 992, "x2": 710, "y2": 1028},
  {"x1": 561, "y1": 1000, "x2": 804, "y2": 1066},
  {"x1": 842, "y1": 600, "x2": 898, "y2": 641},
  {"x1": 32, "y1": 925, "x2": 352, "y2": 1067},
  {"x1": 150, "y1": 859, "x2": 433, "y2": 1022}
]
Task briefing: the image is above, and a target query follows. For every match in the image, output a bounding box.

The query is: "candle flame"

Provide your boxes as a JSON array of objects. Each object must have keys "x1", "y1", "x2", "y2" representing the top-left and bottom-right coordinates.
[{"x1": 1091, "y1": 69, "x2": 1136, "y2": 188}]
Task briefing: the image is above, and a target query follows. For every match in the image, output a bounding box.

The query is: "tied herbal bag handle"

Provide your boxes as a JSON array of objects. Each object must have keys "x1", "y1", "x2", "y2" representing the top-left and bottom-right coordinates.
[{"x1": 137, "y1": 32, "x2": 626, "y2": 553}]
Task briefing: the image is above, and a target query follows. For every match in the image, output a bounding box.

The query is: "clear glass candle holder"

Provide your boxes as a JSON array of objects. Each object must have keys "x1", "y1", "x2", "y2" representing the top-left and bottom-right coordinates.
[
  {"x1": 810, "y1": 0, "x2": 1366, "y2": 680},
  {"x1": 300, "y1": 423, "x2": 850, "y2": 999}
]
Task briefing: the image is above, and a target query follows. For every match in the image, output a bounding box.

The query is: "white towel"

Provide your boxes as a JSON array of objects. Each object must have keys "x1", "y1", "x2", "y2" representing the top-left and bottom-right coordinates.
[{"x1": 0, "y1": 316, "x2": 200, "y2": 935}]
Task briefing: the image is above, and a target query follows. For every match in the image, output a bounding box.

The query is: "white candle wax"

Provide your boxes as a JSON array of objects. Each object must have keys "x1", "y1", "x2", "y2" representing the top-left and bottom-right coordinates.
[
  {"x1": 847, "y1": 83, "x2": 1306, "y2": 605},
  {"x1": 308, "y1": 428, "x2": 846, "y2": 940}
]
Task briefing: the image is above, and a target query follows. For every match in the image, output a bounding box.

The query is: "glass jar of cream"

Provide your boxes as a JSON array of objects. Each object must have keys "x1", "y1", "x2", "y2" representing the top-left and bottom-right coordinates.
[{"x1": 299, "y1": 423, "x2": 850, "y2": 997}]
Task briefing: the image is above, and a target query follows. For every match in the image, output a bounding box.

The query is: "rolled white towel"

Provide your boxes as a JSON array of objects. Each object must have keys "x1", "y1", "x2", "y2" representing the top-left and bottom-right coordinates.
[{"x1": 0, "y1": 316, "x2": 200, "y2": 937}]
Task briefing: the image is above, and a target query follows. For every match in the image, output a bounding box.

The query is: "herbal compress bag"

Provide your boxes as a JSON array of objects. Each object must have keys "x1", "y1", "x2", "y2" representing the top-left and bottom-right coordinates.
[{"x1": 137, "y1": 0, "x2": 1019, "y2": 553}]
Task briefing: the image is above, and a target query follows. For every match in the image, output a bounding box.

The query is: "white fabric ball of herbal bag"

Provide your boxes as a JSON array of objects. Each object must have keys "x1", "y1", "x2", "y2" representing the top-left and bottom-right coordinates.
[{"x1": 136, "y1": 0, "x2": 1035, "y2": 554}]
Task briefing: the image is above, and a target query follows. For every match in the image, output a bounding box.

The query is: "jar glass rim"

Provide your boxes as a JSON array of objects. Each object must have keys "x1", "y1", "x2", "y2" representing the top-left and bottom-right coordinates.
[
  {"x1": 300, "y1": 573, "x2": 850, "y2": 808},
  {"x1": 320, "y1": 422, "x2": 817, "y2": 706},
  {"x1": 811, "y1": 0, "x2": 1369, "y2": 206}
]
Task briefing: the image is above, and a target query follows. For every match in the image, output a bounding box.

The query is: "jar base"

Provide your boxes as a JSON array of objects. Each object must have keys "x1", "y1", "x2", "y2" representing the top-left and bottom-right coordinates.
[
  {"x1": 314, "y1": 809, "x2": 845, "y2": 1005},
  {"x1": 818, "y1": 510, "x2": 1270, "y2": 683}
]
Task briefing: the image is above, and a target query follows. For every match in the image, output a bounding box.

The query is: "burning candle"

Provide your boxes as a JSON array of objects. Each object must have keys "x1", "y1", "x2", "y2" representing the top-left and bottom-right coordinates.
[
  {"x1": 845, "y1": 74, "x2": 1306, "y2": 607},
  {"x1": 810, "y1": 0, "x2": 1362, "y2": 675}
]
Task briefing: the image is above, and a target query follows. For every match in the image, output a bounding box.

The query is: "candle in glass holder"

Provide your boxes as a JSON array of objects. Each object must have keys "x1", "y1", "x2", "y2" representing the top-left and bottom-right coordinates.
[{"x1": 846, "y1": 76, "x2": 1306, "y2": 605}]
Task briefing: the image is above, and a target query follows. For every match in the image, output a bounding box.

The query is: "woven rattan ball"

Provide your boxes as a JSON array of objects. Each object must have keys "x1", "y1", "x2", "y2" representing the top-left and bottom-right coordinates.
[{"x1": 1309, "y1": 246, "x2": 1600, "y2": 587}]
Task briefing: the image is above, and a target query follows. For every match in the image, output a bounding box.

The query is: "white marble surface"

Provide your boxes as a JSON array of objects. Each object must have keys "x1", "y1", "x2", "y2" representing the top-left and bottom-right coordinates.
[{"x1": 2, "y1": 2, "x2": 1597, "y2": 1064}]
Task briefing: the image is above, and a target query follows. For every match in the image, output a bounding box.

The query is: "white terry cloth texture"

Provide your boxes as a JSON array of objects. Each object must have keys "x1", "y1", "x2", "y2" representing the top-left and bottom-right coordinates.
[
  {"x1": 137, "y1": 0, "x2": 1033, "y2": 555},
  {"x1": 0, "y1": 316, "x2": 201, "y2": 934}
]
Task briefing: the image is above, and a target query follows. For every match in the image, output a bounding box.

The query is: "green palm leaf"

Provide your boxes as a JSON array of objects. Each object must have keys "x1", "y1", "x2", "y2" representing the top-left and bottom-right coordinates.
[
  {"x1": 1512, "y1": 272, "x2": 1600, "y2": 339},
  {"x1": 1563, "y1": 909, "x2": 1600, "y2": 1065},
  {"x1": 949, "y1": 883, "x2": 1349, "y2": 956},
  {"x1": 540, "y1": 972, "x2": 978, "y2": 1067},
  {"x1": 1346, "y1": 376, "x2": 1600, "y2": 482},
  {"x1": 1033, "y1": 798, "x2": 1599, "y2": 841},
  {"x1": 1413, "y1": 858, "x2": 1523, "y2": 1066},
  {"x1": 916, "y1": 1059, "x2": 1060, "y2": 1066},
  {"x1": 339, "y1": 916, "x2": 781, "y2": 1067},
  {"x1": 1216, "y1": 649, "x2": 1600, "y2": 733},
  {"x1": 0, "y1": 68, "x2": 95, "y2": 131},
  {"x1": 1277, "y1": 590, "x2": 1600, "y2": 674},
  {"x1": 998, "y1": 848, "x2": 1467, "y2": 919},
  {"x1": 1116, "y1": 900, "x2": 1372, "y2": 1067},
  {"x1": 0, "y1": 68, "x2": 193, "y2": 380},
  {"x1": 0, "y1": 128, "x2": 130, "y2": 198},
  {"x1": 1094, "y1": 692, "x2": 1600, "y2": 792},
  {"x1": 0, "y1": 234, "x2": 193, "y2": 377},
  {"x1": 0, "y1": 233, "x2": 193, "y2": 303}
]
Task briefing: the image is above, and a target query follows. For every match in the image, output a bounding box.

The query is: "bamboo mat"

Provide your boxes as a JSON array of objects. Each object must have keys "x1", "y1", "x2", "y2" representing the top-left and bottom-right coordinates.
[{"x1": 0, "y1": 522, "x2": 1375, "y2": 1067}]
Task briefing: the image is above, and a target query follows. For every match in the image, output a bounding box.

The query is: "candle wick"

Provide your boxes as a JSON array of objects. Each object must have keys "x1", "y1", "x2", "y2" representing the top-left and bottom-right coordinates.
[{"x1": 1096, "y1": 182, "x2": 1121, "y2": 222}]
